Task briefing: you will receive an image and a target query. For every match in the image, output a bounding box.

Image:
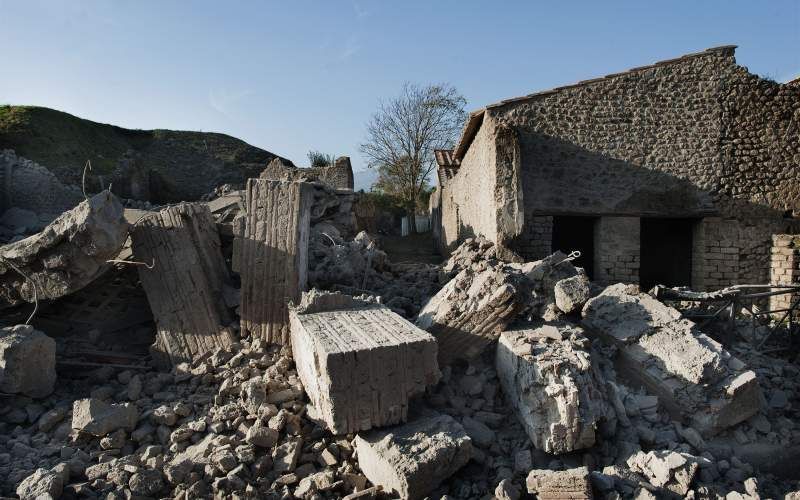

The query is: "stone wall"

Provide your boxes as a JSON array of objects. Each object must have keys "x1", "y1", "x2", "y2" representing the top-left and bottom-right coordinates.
[
  {"x1": 0, "y1": 150, "x2": 83, "y2": 218},
  {"x1": 260, "y1": 156, "x2": 354, "y2": 190},
  {"x1": 439, "y1": 113, "x2": 498, "y2": 250},
  {"x1": 441, "y1": 46, "x2": 800, "y2": 289},
  {"x1": 769, "y1": 234, "x2": 800, "y2": 318}
]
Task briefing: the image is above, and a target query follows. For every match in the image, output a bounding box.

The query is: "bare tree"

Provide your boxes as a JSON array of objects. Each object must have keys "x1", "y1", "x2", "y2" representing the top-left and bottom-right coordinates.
[{"x1": 360, "y1": 83, "x2": 466, "y2": 233}]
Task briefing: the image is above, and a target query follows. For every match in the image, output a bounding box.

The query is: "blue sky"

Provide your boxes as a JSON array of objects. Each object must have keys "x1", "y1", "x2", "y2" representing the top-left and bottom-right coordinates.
[{"x1": 1, "y1": 1, "x2": 798, "y2": 188}]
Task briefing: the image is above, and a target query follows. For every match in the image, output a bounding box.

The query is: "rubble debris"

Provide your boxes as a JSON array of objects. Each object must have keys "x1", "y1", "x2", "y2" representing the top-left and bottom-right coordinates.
[
  {"x1": 354, "y1": 412, "x2": 472, "y2": 499},
  {"x1": 496, "y1": 322, "x2": 611, "y2": 454},
  {"x1": 290, "y1": 290, "x2": 440, "y2": 434},
  {"x1": 526, "y1": 466, "x2": 593, "y2": 499},
  {"x1": 625, "y1": 450, "x2": 699, "y2": 497},
  {"x1": 416, "y1": 264, "x2": 532, "y2": 365},
  {"x1": 553, "y1": 273, "x2": 591, "y2": 314},
  {"x1": 0, "y1": 324, "x2": 56, "y2": 397},
  {"x1": 239, "y1": 179, "x2": 314, "y2": 344},
  {"x1": 582, "y1": 284, "x2": 762, "y2": 436},
  {"x1": 0, "y1": 190, "x2": 129, "y2": 308},
  {"x1": 71, "y1": 398, "x2": 138, "y2": 436},
  {"x1": 16, "y1": 467, "x2": 63, "y2": 500},
  {"x1": 130, "y1": 202, "x2": 235, "y2": 367}
]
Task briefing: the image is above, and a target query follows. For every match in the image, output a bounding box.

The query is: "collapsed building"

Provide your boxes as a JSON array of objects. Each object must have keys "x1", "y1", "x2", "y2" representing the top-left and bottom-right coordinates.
[
  {"x1": 431, "y1": 46, "x2": 800, "y2": 291},
  {"x1": 1, "y1": 46, "x2": 800, "y2": 500}
]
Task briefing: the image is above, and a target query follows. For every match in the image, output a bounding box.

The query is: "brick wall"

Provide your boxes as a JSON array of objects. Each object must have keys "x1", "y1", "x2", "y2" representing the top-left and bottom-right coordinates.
[
  {"x1": 594, "y1": 217, "x2": 640, "y2": 285},
  {"x1": 769, "y1": 235, "x2": 800, "y2": 317}
]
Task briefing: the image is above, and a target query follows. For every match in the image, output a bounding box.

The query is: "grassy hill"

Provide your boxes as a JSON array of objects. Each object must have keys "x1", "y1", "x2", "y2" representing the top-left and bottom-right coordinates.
[{"x1": 0, "y1": 105, "x2": 291, "y2": 202}]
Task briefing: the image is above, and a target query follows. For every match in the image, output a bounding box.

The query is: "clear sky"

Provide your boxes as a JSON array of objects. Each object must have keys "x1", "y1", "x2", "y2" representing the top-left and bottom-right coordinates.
[{"x1": 1, "y1": 0, "x2": 798, "y2": 186}]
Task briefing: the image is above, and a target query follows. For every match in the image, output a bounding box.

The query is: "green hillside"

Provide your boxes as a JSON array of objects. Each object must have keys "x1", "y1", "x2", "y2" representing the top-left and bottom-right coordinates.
[{"x1": 0, "y1": 105, "x2": 290, "y2": 202}]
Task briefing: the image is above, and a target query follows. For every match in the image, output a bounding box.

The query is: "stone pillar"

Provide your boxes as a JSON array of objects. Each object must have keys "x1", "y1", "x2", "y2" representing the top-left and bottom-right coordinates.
[
  {"x1": 769, "y1": 234, "x2": 800, "y2": 319},
  {"x1": 131, "y1": 203, "x2": 234, "y2": 367},
  {"x1": 594, "y1": 216, "x2": 640, "y2": 286},
  {"x1": 239, "y1": 179, "x2": 314, "y2": 344}
]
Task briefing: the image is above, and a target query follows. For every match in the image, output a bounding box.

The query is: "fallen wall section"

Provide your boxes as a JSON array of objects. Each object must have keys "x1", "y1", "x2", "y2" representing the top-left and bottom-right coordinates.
[{"x1": 131, "y1": 202, "x2": 234, "y2": 367}]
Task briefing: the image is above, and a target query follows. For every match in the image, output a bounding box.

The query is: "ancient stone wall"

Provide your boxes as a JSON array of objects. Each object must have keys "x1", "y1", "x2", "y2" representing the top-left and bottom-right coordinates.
[
  {"x1": 0, "y1": 150, "x2": 83, "y2": 218},
  {"x1": 261, "y1": 156, "x2": 354, "y2": 190},
  {"x1": 444, "y1": 46, "x2": 800, "y2": 288},
  {"x1": 440, "y1": 114, "x2": 498, "y2": 251},
  {"x1": 594, "y1": 217, "x2": 640, "y2": 285}
]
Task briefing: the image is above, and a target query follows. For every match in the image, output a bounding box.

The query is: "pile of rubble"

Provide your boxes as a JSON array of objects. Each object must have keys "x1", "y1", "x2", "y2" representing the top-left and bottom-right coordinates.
[{"x1": 1, "y1": 181, "x2": 799, "y2": 500}]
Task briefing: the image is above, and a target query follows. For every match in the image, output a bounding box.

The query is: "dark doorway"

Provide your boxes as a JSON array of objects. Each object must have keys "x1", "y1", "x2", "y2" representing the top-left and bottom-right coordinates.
[
  {"x1": 640, "y1": 218, "x2": 695, "y2": 290},
  {"x1": 552, "y1": 216, "x2": 597, "y2": 279}
]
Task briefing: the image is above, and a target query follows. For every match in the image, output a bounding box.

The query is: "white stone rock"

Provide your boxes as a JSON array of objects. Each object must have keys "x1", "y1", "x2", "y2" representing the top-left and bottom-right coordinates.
[{"x1": 0, "y1": 324, "x2": 56, "y2": 397}]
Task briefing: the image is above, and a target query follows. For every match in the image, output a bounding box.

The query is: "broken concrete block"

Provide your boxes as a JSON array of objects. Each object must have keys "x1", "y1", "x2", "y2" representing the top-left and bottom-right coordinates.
[
  {"x1": 496, "y1": 322, "x2": 611, "y2": 454},
  {"x1": 0, "y1": 324, "x2": 56, "y2": 397},
  {"x1": 554, "y1": 273, "x2": 590, "y2": 314},
  {"x1": 239, "y1": 179, "x2": 314, "y2": 344},
  {"x1": 0, "y1": 190, "x2": 129, "y2": 308},
  {"x1": 417, "y1": 264, "x2": 531, "y2": 365},
  {"x1": 131, "y1": 202, "x2": 235, "y2": 367},
  {"x1": 290, "y1": 290, "x2": 440, "y2": 434},
  {"x1": 354, "y1": 412, "x2": 472, "y2": 500},
  {"x1": 72, "y1": 398, "x2": 138, "y2": 437},
  {"x1": 526, "y1": 466, "x2": 593, "y2": 499},
  {"x1": 626, "y1": 450, "x2": 699, "y2": 496},
  {"x1": 582, "y1": 284, "x2": 761, "y2": 436},
  {"x1": 16, "y1": 467, "x2": 63, "y2": 500}
]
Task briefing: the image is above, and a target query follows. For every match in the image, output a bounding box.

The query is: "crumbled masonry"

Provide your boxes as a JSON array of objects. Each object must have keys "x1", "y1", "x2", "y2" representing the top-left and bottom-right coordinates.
[
  {"x1": 354, "y1": 412, "x2": 472, "y2": 499},
  {"x1": 238, "y1": 179, "x2": 314, "y2": 344},
  {"x1": 496, "y1": 322, "x2": 612, "y2": 454},
  {"x1": 0, "y1": 324, "x2": 56, "y2": 398},
  {"x1": 290, "y1": 290, "x2": 440, "y2": 434},
  {"x1": 581, "y1": 283, "x2": 762, "y2": 436},
  {"x1": 130, "y1": 202, "x2": 235, "y2": 368},
  {"x1": 0, "y1": 190, "x2": 129, "y2": 308},
  {"x1": 2, "y1": 188, "x2": 800, "y2": 499}
]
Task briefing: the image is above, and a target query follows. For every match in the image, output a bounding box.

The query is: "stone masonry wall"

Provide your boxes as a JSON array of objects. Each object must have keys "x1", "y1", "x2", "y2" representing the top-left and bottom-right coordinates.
[
  {"x1": 440, "y1": 113, "x2": 498, "y2": 250},
  {"x1": 482, "y1": 47, "x2": 800, "y2": 289},
  {"x1": 0, "y1": 149, "x2": 83, "y2": 218},
  {"x1": 769, "y1": 235, "x2": 800, "y2": 318}
]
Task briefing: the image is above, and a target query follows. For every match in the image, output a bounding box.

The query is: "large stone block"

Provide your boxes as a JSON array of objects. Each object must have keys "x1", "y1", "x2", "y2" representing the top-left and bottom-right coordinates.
[
  {"x1": 0, "y1": 190, "x2": 129, "y2": 309},
  {"x1": 72, "y1": 398, "x2": 138, "y2": 437},
  {"x1": 290, "y1": 290, "x2": 440, "y2": 434},
  {"x1": 354, "y1": 412, "x2": 471, "y2": 500},
  {"x1": 496, "y1": 322, "x2": 610, "y2": 454},
  {"x1": 0, "y1": 324, "x2": 56, "y2": 398},
  {"x1": 131, "y1": 202, "x2": 234, "y2": 367},
  {"x1": 582, "y1": 284, "x2": 761, "y2": 436},
  {"x1": 240, "y1": 179, "x2": 314, "y2": 344}
]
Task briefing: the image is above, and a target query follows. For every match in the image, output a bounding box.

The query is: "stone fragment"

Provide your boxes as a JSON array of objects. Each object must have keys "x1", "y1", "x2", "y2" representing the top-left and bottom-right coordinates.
[
  {"x1": 16, "y1": 467, "x2": 63, "y2": 500},
  {"x1": 496, "y1": 322, "x2": 610, "y2": 454},
  {"x1": 273, "y1": 438, "x2": 302, "y2": 473},
  {"x1": 495, "y1": 478, "x2": 521, "y2": 500},
  {"x1": 626, "y1": 450, "x2": 699, "y2": 496},
  {"x1": 0, "y1": 324, "x2": 56, "y2": 397},
  {"x1": 554, "y1": 273, "x2": 591, "y2": 313},
  {"x1": 72, "y1": 398, "x2": 138, "y2": 436},
  {"x1": 129, "y1": 468, "x2": 164, "y2": 496},
  {"x1": 131, "y1": 202, "x2": 235, "y2": 367},
  {"x1": 0, "y1": 190, "x2": 129, "y2": 308},
  {"x1": 245, "y1": 420, "x2": 279, "y2": 448},
  {"x1": 239, "y1": 179, "x2": 314, "y2": 344},
  {"x1": 526, "y1": 467, "x2": 593, "y2": 499},
  {"x1": 290, "y1": 290, "x2": 440, "y2": 434},
  {"x1": 354, "y1": 412, "x2": 471, "y2": 500},
  {"x1": 582, "y1": 284, "x2": 761, "y2": 436},
  {"x1": 417, "y1": 264, "x2": 531, "y2": 365}
]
